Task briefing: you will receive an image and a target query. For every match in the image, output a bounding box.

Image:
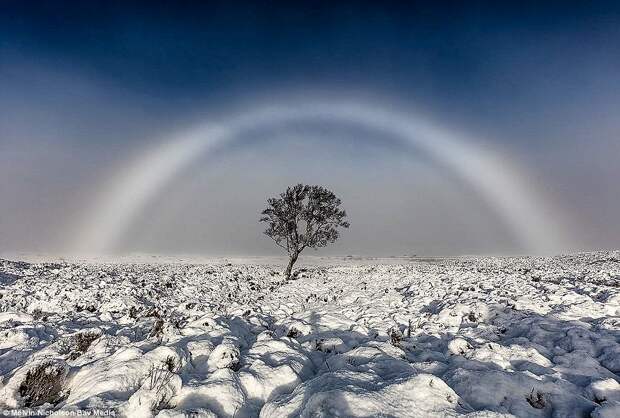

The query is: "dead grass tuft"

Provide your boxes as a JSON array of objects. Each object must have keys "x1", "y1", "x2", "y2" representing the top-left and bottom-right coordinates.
[{"x1": 18, "y1": 362, "x2": 68, "y2": 407}]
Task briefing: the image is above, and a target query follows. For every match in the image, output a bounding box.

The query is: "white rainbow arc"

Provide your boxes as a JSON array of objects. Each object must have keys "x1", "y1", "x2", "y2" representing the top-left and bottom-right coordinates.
[{"x1": 72, "y1": 100, "x2": 565, "y2": 255}]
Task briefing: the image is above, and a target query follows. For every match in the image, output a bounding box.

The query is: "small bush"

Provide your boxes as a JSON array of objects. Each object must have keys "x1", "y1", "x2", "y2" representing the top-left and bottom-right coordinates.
[
  {"x1": 388, "y1": 327, "x2": 403, "y2": 347},
  {"x1": 68, "y1": 331, "x2": 101, "y2": 360},
  {"x1": 149, "y1": 318, "x2": 165, "y2": 340},
  {"x1": 163, "y1": 355, "x2": 178, "y2": 373},
  {"x1": 286, "y1": 327, "x2": 300, "y2": 338},
  {"x1": 146, "y1": 360, "x2": 177, "y2": 411},
  {"x1": 56, "y1": 330, "x2": 101, "y2": 360},
  {"x1": 18, "y1": 362, "x2": 68, "y2": 407},
  {"x1": 526, "y1": 388, "x2": 547, "y2": 409},
  {"x1": 32, "y1": 309, "x2": 47, "y2": 321},
  {"x1": 314, "y1": 339, "x2": 329, "y2": 353}
]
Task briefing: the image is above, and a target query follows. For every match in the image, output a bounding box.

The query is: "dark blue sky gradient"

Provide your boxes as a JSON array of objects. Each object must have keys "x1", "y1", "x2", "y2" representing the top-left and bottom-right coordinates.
[{"x1": 3, "y1": 1, "x2": 619, "y2": 110}]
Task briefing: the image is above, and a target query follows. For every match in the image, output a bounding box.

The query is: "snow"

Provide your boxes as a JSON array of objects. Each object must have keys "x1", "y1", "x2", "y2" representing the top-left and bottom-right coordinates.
[{"x1": 0, "y1": 252, "x2": 619, "y2": 417}]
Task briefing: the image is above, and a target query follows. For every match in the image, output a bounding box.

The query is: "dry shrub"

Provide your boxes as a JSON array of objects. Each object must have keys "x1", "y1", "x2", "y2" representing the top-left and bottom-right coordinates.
[
  {"x1": 163, "y1": 355, "x2": 178, "y2": 373},
  {"x1": 526, "y1": 388, "x2": 547, "y2": 409},
  {"x1": 68, "y1": 331, "x2": 101, "y2": 360},
  {"x1": 286, "y1": 327, "x2": 300, "y2": 338},
  {"x1": 18, "y1": 361, "x2": 68, "y2": 407},
  {"x1": 32, "y1": 309, "x2": 47, "y2": 321},
  {"x1": 146, "y1": 357, "x2": 178, "y2": 411},
  {"x1": 388, "y1": 327, "x2": 403, "y2": 347},
  {"x1": 149, "y1": 318, "x2": 165, "y2": 340}
]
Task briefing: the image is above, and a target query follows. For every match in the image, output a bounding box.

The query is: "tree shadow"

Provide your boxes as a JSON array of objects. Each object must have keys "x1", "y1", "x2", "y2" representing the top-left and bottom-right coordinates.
[{"x1": 0, "y1": 272, "x2": 20, "y2": 285}]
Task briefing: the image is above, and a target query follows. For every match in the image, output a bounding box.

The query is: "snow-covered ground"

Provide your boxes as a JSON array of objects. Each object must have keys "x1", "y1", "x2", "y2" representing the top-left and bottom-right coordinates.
[{"x1": 1, "y1": 252, "x2": 619, "y2": 417}]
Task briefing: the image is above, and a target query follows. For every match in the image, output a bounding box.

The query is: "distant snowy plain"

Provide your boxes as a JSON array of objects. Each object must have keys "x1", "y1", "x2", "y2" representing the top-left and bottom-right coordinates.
[{"x1": 1, "y1": 252, "x2": 619, "y2": 417}]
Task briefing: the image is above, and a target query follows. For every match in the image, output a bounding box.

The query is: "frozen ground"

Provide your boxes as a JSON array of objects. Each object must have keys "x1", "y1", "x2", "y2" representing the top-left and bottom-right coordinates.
[{"x1": 1, "y1": 252, "x2": 619, "y2": 417}]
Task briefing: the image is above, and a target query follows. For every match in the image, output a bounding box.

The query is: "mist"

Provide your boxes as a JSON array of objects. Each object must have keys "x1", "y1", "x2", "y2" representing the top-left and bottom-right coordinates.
[{"x1": 1, "y1": 2, "x2": 620, "y2": 257}]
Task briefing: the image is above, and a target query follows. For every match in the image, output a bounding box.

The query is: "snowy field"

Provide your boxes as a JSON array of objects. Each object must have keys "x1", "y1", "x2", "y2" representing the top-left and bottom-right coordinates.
[{"x1": 1, "y1": 252, "x2": 619, "y2": 417}]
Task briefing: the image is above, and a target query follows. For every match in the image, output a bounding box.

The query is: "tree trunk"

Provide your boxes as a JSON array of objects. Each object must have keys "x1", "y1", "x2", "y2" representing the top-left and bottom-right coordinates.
[{"x1": 284, "y1": 252, "x2": 299, "y2": 280}]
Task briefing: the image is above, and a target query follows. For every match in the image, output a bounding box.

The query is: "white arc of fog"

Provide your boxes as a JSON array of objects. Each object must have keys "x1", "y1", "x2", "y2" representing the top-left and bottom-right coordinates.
[{"x1": 72, "y1": 100, "x2": 566, "y2": 254}]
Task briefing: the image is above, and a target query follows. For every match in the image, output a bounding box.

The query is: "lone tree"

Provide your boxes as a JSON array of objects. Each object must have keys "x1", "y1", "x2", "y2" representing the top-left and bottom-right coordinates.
[{"x1": 260, "y1": 184, "x2": 349, "y2": 279}]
